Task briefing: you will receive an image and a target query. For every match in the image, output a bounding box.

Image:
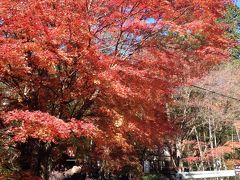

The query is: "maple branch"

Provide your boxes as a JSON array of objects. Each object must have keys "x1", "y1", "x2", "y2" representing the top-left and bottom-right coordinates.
[
  {"x1": 86, "y1": 0, "x2": 93, "y2": 11},
  {"x1": 114, "y1": 24, "x2": 124, "y2": 56},
  {"x1": 75, "y1": 89, "x2": 99, "y2": 119},
  {"x1": 75, "y1": 99, "x2": 94, "y2": 119}
]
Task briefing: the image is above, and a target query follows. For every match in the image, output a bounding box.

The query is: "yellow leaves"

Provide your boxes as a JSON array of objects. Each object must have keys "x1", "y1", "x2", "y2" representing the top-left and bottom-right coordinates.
[
  {"x1": 114, "y1": 133, "x2": 124, "y2": 143},
  {"x1": 114, "y1": 112, "x2": 124, "y2": 128},
  {"x1": 93, "y1": 79, "x2": 101, "y2": 85},
  {"x1": 113, "y1": 133, "x2": 132, "y2": 152}
]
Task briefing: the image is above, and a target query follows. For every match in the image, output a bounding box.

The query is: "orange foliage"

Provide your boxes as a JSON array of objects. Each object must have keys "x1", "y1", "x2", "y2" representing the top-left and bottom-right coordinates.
[
  {"x1": 0, "y1": 0, "x2": 232, "y2": 171},
  {"x1": 183, "y1": 156, "x2": 200, "y2": 164},
  {"x1": 204, "y1": 141, "x2": 240, "y2": 159},
  {"x1": 2, "y1": 110, "x2": 95, "y2": 143}
]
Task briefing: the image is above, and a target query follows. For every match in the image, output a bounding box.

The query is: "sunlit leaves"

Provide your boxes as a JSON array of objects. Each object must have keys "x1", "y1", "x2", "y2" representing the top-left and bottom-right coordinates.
[
  {"x1": 0, "y1": 0, "x2": 232, "y2": 172},
  {"x1": 2, "y1": 110, "x2": 96, "y2": 143}
]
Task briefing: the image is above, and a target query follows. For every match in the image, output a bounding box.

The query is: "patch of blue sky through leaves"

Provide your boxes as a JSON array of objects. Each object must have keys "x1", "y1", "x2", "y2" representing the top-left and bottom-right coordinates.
[{"x1": 235, "y1": 0, "x2": 240, "y2": 7}]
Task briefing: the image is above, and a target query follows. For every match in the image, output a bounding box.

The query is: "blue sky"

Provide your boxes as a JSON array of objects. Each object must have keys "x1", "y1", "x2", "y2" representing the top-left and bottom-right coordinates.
[{"x1": 236, "y1": 0, "x2": 240, "y2": 7}]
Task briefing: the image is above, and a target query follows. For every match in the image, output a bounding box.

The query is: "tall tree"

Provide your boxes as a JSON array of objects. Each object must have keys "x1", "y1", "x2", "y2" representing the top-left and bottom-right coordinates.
[{"x1": 0, "y1": 0, "x2": 232, "y2": 178}]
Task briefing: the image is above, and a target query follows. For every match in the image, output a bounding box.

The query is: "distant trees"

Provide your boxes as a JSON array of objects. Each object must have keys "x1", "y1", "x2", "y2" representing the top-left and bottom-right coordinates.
[
  {"x1": 167, "y1": 4, "x2": 240, "y2": 172},
  {"x1": 170, "y1": 62, "x2": 240, "y2": 171}
]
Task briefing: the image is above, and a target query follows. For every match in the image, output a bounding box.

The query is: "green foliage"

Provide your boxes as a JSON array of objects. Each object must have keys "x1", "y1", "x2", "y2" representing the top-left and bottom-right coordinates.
[
  {"x1": 235, "y1": 149, "x2": 240, "y2": 159},
  {"x1": 142, "y1": 174, "x2": 164, "y2": 180},
  {"x1": 221, "y1": 5, "x2": 240, "y2": 60},
  {"x1": 223, "y1": 5, "x2": 240, "y2": 39},
  {"x1": 0, "y1": 143, "x2": 20, "y2": 178}
]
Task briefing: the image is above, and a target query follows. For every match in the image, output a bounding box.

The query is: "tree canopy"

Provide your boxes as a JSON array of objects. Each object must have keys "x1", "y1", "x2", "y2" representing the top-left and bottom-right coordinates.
[{"x1": 0, "y1": 0, "x2": 233, "y2": 178}]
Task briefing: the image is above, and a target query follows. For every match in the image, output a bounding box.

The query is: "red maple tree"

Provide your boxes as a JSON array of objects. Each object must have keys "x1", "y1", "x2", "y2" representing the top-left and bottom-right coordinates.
[{"x1": 0, "y1": 0, "x2": 232, "y2": 178}]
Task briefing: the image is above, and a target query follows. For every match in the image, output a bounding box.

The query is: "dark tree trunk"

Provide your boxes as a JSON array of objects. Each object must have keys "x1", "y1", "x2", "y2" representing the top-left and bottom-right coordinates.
[
  {"x1": 18, "y1": 140, "x2": 53, "y2": 179},
  {"x1": 35, "y1": 142, "x2": 53, "y2": 179}
]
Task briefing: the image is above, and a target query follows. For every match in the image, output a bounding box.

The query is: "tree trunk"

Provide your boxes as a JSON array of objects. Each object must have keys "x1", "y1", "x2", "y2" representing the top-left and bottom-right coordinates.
[
  {"x1": 18, "y1": 140, "x2": 53, "y2": 179},
  {"x1": 194, "y1": 126, "x2": 204, "y2": 171},
  {"x1": 209, "y1": 118, "x2": 216, "y2": 170},
  {"x1": 35, "y1": 142, "x2": 53, "y2": 179}
]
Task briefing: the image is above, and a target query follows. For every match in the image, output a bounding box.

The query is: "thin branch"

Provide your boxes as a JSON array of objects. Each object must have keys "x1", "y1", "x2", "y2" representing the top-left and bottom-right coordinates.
[{"x1": 191, "y1": 85, "x2": 240, "y2": 102}]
